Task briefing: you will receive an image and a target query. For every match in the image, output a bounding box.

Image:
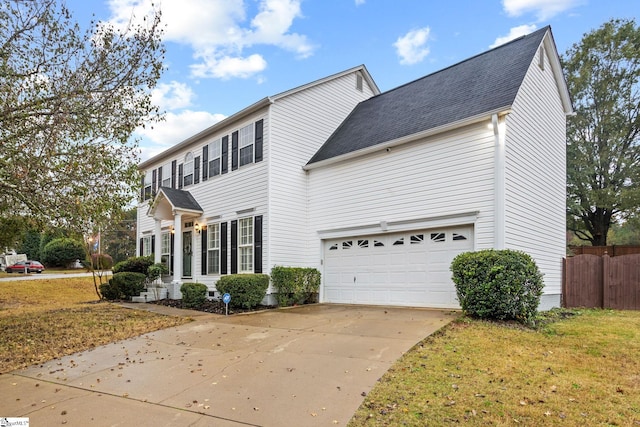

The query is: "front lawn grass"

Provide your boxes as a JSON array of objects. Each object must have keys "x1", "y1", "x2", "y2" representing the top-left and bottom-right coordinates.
[
  {"x1": 349, "y1": 309, "x2": 640, "y2": 426},
  {"x1": 0, "y1": 277, "x2": 190, "y2": 373}
]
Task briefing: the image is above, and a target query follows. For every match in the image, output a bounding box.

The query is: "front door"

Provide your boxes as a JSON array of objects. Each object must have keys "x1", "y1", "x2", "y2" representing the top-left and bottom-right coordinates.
[{"x1": 182, "y1": 230, "x2": 193, "y2": 278}]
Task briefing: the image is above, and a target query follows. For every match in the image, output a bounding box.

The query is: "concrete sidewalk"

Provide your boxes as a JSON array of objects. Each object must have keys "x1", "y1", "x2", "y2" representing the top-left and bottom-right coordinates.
[{"x1": 1, "y1": 304, "x2": 457, "y2": 426}]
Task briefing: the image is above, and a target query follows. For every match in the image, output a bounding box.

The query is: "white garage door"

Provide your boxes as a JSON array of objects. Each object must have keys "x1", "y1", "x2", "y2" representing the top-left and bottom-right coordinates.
[{"x1": 323, "y1": 226, "x2": 473, "y2": 308}]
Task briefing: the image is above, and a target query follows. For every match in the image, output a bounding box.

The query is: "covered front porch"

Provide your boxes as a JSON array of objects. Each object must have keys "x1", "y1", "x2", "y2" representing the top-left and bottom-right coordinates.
[{"x1": 142, "y1": 187, "x2": 204, "y2": 300}]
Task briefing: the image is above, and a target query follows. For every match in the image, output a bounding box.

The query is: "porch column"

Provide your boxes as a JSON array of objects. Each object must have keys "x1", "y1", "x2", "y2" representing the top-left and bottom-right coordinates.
[
  {"x1": 154, "y1": 219, "x2": 162, "y2": 264},
  {"x1": 172, "y1": 212, "x2": 183, "y2": 283}
]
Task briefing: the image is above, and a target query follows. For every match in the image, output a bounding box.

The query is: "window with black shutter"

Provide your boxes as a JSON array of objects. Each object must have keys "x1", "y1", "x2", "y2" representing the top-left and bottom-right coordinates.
[
  {"x1": 231, "y1": 131, "x2": 239, "y2": 171},
  {"x1": 222, "y1": 136, "x2": 229, "y2": 174},
  {"x1": 202, "y1": 146, "x2": 208, "y2": 181},
  {"x1": 178, "y1": 164, "x2": 183, "y2": 189},
  {"x1": 194, "y1": 156, "x2": 200, "y2": 184},
  {"x1": 254, "y1": 215, "x2": 262, "y2": 273},
  {"x1": 171, "y1": 160, "x2": 177, "y2": 189},
  {"x1": 230, "y1": 220, "x2": 237, "y2": 274},
  {"x1": 221, "y1": 222, "x2": 228, "y2": 274}
]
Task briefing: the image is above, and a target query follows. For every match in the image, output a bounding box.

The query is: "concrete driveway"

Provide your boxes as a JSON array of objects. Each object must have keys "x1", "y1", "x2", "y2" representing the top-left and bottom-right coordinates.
[{"x1": 1, "y1": 304, "x2": 457, "y2": 426}]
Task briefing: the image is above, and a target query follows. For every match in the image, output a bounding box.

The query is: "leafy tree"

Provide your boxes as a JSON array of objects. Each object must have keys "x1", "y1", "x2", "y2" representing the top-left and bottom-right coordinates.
[
  {"x1": 17, "y1": 229, "x2": 41, "y2": 260},
  {"x1": 101, "y1": 208, "x2": 137, "y2": 264},
  {"x1": 0, "y1": 0, "x2": 164, "y2": 235},
  {"x1": 0, "y1": 216, "x2": 25, "y2": 252},
  {"x1": 564, "y1": 19, "x2": 640, "y2": 246}
]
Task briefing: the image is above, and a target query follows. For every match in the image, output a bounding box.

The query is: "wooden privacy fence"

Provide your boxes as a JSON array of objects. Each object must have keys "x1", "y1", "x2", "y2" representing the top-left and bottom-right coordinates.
[
  {"x1": 568, "y1": 245, "x2": 640, "y2": 257},
  {"x1": 563, "y1": 254, "x2": 640, "y2": 309}
]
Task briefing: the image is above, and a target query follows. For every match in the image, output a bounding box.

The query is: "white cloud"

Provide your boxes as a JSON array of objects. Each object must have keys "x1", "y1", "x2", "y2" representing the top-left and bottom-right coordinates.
[
  {"x1": 191, "y1": 54, "x2": 268, "y2": 79},
  {"x1": 151, "y1": 81, "x2": 195, "y2": 111},
  {"x1": 393, "y1": 27, "x2": 431, "y2": 65},
  {"x1": 137, "y1": 110, "x2": 226, "y2": 160},
  {"x1": 490, "y1": 24, "x2": 537, "y2": 48},
  {"x1": 355, "y1": 0, "x2": 365, "y2": 5},
  {"x1": 502, "y1": 0, "x2": 585, "y2": 21},
  {"x1": 106, "y1": 0, "x2": 314, "y2": 80}
]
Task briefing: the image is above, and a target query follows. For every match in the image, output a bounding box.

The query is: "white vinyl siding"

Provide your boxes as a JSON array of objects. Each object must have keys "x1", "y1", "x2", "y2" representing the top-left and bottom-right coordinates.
[
  {"x1": 207, "y1": 223, "x2": 220, "y2": 274},
  {"x1": 504, "y1": 37, "x2": 567, "y2": 305},
  {"x1": 308, "y1": 123, "x2": 495, "y2": 262},
  {"x1": 239, "y1": 217, "x2": 253, "y2": 273},
  {"x1": 269, "y1": 70, "x2": 376, "y2": 268}
]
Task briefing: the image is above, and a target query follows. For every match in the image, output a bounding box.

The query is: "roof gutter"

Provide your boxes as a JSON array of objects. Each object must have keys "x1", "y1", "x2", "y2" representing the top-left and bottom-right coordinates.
[{"x1": 303, "y1": 107, "x2": 512, "y2": 171}]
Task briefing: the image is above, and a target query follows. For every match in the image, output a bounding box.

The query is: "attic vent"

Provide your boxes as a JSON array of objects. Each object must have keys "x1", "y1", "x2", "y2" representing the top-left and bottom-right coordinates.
[
  {"x1": 538, "y1": 46, "x2": 545, "y2": 70},
  {"x1": 356, "y1": 73, "x2": 363, "y2": 92}
]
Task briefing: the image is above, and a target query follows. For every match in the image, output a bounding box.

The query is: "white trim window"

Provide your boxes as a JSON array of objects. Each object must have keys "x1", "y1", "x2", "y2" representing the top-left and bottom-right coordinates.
[
  {"x1": 239, "y1": 123, "x2": 254, "y2": 167},
  {"x1": 142, "y1": 235, "x2": 152, "y2": 256},
  {"x1": 161, "y1": 162, "x2": 171, "y2": 187},
  {"x1": 208, "y1": 138, "x2": 222, "y2": 177},
  {"x1": 239, "y1": 217, "x2": 253, "y2": 273},
  {"x1": 207, "y1": 223, "x2": 220, "y2": 274},
  {"x1": 143, "y1": 170, "x2": 152, "y2": 200},
  {"x1": 183, "y1": 152, "x2": 194, "y2": 186},
  {"x1": 161, "y1": 232, "x2": 171, "y2": 272}
]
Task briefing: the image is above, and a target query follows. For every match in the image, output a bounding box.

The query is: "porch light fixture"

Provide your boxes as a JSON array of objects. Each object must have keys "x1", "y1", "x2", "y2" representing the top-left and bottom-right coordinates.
[
  {"x1": 194, "y1": 222, "x2": 201, "y2": 234},
  {"x1": 170, "y1": 226, "x2": 175, "y2": 234}
]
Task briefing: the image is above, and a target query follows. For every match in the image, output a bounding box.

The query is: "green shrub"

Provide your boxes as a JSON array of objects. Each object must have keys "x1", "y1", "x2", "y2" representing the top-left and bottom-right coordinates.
[
  {"x1": 101, "y1": 272, "x2": 147, "y2": 300},
  {"x1": 216, "y1": 274, "x2": 270, "y2": 309},
  {"x1": 180, "y1": 282, "x2": 208, "y2": 308},
  {"x1": 41, "y1": 237, "x2": 86, "y2": 267},
  {"x1": 113, "y1": 256, "x2": 154, "y2": 276},
  {"x1": 147, "y1": 263, "x2": 169, "y2": 282},
  {"x1": 271, "y1": 266, "x2": 320, "y2": 306},
  {"x1": 451, "y1": 249, "x2": 544, "y2": 325}
]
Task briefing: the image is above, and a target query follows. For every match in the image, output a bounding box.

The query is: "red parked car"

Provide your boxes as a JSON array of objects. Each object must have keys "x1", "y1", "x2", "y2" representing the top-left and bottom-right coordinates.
[{"x1": 5, "y1": 260, "x2": 45, "y2": 273}]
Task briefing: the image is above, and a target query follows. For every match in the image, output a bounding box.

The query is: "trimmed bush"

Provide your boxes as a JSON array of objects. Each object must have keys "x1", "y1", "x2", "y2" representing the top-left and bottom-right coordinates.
[
  {"x1": 101, "y1": 272, "x2": 147, "y2": 300},
  {"x1": 451, "y1": 249, "x2": 544, "y2": 324},
  {"x1": 216, "y1": 274, "x2": 270, "y2": 309},
  {"x1": 41, "y1": 237, "x2": 86, "y2": 267},
  {"x1": 271, "y1": 266, "x2": 320, "y2": 306},
  {"x1": 113, "y1": 256, "x2": 154, "y2": 275},
  {"x1": 180, "y1": 282, "x2": 208, "y2": 308},
  {"x1": 147, "y1": 263, "x2": 168, "y2": 282}
]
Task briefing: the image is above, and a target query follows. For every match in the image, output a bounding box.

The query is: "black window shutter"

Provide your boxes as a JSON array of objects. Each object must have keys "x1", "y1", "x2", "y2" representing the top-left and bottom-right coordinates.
[
  {"x1": 194, "y1": 156, "x2": 200, "y2": 184},
  {"x1": 178, "y1": 164, "x2": 183, "y2": 189},
  {"x1": 140, "y1": 176, "x2": 145, "y2": 201},
  {"x1": 222, "y1": 136, "x2": 229, "y2": 174},
  {"x1": 139, "y1": 237, "x2": 143, "y2": 256},
  {"x1": 152, "y1": 169, "x2": 157, "y2": 194},
  {"x1": 255, "y1": 120, "x2": 263, "y2": 163},
  {"x1": 201, "y1": 225, "x2": 207, "y2": 275},
  {"x1": 151, "y1": 235, "x2": 155, "y2": 255},
  {"x1": 202, "y1": 146, "x2": 208, "y2": 181},
  {"x1": 170, "y1": 233, "x2": 174, "y2": 274},
  {"x1": 230, "y1": 220, "x2": 237, "y2": 274},
  {"x1": 220, "y1": 222, "x2": 228, "y2": 275},
  {"x1": 254, "y1": 215, "x2": 263, "y2": 273},
  {"x1": 231, "y1": 131, "x2": 239, "y2": 171},
  {"x1": 158, "y1": 166, "x2": 163, "y2": 189},
  {"x1": 171, "y1": 160, "x2": 177, "y2": 189}
]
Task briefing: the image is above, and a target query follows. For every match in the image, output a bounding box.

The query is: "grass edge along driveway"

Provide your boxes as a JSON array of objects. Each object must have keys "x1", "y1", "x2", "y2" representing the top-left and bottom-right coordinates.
[{"x1": 348, "y1": 309, "x2": 640, "y2": 426}]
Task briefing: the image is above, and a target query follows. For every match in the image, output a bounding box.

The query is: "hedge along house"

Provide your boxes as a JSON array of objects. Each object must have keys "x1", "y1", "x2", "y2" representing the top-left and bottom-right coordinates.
[{"x1": 137, "y1": 26, "x2": 572, "y2": 309}]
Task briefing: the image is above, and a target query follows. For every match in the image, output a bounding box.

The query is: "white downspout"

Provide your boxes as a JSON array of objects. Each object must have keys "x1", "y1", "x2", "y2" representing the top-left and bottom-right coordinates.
[{"x1": 492, "y1": 114, "x2": 506, "y2": 249}]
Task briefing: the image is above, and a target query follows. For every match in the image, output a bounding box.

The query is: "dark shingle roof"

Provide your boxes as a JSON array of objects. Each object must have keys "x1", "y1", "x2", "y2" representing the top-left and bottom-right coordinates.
[
  {"x1": 159, "y1": 187, "x2": 203, "y2": 212},
  {"x1": 307, "y1": 26, "x2": 549, "y2": 165}
]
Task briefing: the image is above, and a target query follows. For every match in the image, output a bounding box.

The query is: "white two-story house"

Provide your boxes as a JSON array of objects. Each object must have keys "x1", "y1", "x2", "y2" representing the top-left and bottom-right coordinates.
[{"x1": 137, "y1": 26, "x2": 572, "y2": 309}]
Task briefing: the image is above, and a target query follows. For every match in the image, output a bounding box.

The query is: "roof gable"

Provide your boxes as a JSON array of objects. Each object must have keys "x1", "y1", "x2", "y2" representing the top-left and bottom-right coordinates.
[
  {"x1": 307, "y1": 26, "x2": 555, "y2": 166},
  {"x1": 147, "y1": 187, "x2": 203, "y2": 220}
]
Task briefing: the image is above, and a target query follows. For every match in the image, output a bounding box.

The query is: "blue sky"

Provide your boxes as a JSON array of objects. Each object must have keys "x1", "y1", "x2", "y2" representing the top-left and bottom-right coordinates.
[{"x1": 64, "y1": 0, "x2": 638, "y2": 160}]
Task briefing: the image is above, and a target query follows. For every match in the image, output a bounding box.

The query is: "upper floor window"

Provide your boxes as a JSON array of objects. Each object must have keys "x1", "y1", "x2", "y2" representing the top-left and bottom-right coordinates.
[
  {"x1": 239, "y1": 217, "x2": 253, "y2": 273},
  {"x1": 183, "y1": 152, "x2": 194, "y2": 187},
  {"x1": 209, "y1": 138, "x2": 222, "y2": 177},
  {"x1": 239, "y1": 124, "x2": 254, "y2": 167},
  {"x1": 161, "y1": 162, "x2": 171, "y2": 187},
  {"x1": 143, "y1": 170, "x2": 152, "y2": 201}
]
